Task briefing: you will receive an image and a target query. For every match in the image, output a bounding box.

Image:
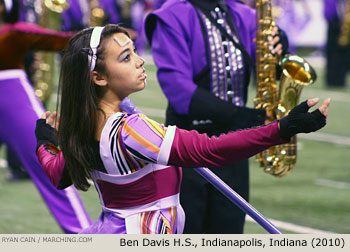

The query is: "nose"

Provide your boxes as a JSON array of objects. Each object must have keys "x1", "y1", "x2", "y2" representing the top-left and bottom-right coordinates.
[{"x1": 137, "y1": 56, "x2": 145, "y2": 68}]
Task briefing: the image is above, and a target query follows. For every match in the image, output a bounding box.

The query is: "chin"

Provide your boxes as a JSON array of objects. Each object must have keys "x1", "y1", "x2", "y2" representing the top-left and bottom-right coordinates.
[{"x1": 139, "y1": 80, "x2": 146, "y2": 90}]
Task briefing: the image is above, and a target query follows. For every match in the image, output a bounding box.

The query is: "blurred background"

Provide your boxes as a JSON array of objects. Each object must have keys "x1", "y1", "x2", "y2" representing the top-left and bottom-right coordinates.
[{"x1": 0, "y1": 0, "x2": 349, "y2": 234}]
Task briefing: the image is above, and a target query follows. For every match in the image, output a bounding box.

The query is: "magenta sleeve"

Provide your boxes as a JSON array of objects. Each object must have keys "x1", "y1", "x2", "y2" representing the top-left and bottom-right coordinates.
[
  {"x1": 37, "y1": 145, "x2": 67, "y2": 188},
  {"x1": 168, "y1": 121, "x2": 287, "y2": 168}
]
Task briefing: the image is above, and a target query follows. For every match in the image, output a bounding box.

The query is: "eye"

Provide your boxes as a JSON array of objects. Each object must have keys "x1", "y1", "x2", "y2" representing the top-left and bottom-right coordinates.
[
  {"x1": 133, "y1": 47, "x2": 138, "y2": 53},
  {"x1": 122, "y1": 54, "x2": 130, "y2": 62}
]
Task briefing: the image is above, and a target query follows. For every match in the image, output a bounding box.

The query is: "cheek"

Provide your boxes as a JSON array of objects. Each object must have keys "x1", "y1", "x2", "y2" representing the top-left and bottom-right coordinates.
[{"x1": 109, "y1": 69, "x2": 135, "y2": 90}]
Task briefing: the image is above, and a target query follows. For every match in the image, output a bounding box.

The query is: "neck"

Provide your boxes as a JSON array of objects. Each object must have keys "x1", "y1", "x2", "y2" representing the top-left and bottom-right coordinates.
[
  {"x1": 98, "y1": 91, "x2": 123, "y2": 115},
  {"x1": 95, "y1": 94, "x2": 123, "y2": 141}
]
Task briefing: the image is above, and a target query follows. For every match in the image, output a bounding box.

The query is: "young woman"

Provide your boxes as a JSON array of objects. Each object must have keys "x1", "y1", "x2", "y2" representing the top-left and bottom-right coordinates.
[
  {"x1": 0, "y1": 0, "x2": 92, "y2": 233},
  {"x1": 35, "y1": 24, "x2": 330, "y2": 234}
]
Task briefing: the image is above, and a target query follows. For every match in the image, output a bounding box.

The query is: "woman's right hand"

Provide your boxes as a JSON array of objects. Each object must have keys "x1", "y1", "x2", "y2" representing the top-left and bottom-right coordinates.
[{"x1": 278, "y1": 98, "x2": 331, "y2": 140}]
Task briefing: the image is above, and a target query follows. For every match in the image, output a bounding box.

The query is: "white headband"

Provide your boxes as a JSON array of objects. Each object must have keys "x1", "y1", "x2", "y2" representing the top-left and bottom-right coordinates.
[
  {"x1": 4, "y1": 0, "x2": 13, "y2": 12},
  {"x1": 88, "y1": 26, "x2": 105, "y2": 72}
]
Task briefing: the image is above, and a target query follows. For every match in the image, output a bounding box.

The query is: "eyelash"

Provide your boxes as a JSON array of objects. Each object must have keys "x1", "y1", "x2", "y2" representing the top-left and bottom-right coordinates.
[{"x1": 122, "y1": 47, "x2": 138, "y2": 62}]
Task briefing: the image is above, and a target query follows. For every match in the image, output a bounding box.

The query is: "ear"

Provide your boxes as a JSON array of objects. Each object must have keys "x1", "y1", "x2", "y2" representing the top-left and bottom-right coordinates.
[{"x1": 91, "y1": 71, "x2": 107, "y2": 87}]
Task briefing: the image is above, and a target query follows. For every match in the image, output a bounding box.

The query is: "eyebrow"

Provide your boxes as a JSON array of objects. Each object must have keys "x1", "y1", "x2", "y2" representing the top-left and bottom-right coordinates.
[
  {"x1": 117, "y1": 41, "x2": 135, "y2": 59},
  {"x1": 118, "y1": 47, "x2": 131, "y2": 59}
]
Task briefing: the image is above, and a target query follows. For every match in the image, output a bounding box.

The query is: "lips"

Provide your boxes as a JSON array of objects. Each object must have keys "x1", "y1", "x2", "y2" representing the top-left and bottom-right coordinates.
[{"x1": 139, "y1": 70, "x2": 147, "y2": 79}]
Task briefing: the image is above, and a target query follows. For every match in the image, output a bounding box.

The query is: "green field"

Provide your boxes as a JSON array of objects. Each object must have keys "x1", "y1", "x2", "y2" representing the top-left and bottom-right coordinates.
[{"x1": 0, "y1": 55, "x2": 349, "y2": 234}]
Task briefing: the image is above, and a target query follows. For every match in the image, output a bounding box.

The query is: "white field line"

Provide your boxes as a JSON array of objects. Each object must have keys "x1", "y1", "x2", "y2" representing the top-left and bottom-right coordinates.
[
  {"x1": 315, "y1": 179, "x2": 350, "y2": 189},
  {"x1": 298, "y1": 132, "x2": 350, "y2": 146},
  {"x1": 245, "y1": 215, "x2": 336, "y2": 234}
]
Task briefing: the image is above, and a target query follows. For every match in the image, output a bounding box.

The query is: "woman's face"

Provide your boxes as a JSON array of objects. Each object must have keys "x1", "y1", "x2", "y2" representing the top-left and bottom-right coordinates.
[{"x1": 102, "y1": 32, "x2": 146, "y2": 98}]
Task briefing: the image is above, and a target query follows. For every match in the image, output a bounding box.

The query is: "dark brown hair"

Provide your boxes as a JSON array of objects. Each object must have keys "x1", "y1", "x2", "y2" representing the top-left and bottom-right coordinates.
[{"x1": 57, "y1": 24, "x2": 129, "y2": 191}]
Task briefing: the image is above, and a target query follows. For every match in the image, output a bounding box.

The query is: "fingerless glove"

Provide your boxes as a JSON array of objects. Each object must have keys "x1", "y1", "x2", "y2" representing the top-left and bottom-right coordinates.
[
  {"x1": 35, "y1": 119, "x2": 58, "y2": 152},
  {"x1": 279, "y1": 100, "x2": 326, "y2": 140}
]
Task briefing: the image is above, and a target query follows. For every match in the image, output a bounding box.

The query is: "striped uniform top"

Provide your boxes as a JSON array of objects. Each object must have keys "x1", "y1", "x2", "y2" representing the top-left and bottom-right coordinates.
[{"x1": 90, "y1": 112, "x2": 184, "y2": 234}]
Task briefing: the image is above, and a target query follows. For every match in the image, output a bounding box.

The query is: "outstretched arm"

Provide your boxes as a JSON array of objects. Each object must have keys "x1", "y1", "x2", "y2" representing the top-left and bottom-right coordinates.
[{"x1": 118, "y1": 98, "x2": 330, "y2": 169}]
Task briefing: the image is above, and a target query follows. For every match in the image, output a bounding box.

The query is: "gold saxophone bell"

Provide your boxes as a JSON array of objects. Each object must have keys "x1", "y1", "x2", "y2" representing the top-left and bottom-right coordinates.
[
  {"x1": 259, "y1": 55, "x2": 316, "y2": 177},
  {"x1": 278, "y1": 55, "x2": 317, "y2": 117},
  {"x1": 254, "y1": 0, "x2": 317, "y2": 177}
]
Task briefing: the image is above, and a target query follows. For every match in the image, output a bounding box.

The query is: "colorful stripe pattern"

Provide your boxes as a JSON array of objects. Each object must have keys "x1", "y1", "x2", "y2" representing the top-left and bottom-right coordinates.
[
  {"x1": 109, "y1": 113, "x2": 167, "y2": 175},
  {"x1": 90, "y1": 112, "x2": 183, "y2": 233},
  {"x1": 140, "y1": 206, "x2": 177, "y2": 234}
]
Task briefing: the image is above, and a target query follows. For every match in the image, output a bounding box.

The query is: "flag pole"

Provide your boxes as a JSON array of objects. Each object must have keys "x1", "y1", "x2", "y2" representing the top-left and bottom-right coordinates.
[{"x1": 194, "y1": 167, "x2": 283, "y2": 234}]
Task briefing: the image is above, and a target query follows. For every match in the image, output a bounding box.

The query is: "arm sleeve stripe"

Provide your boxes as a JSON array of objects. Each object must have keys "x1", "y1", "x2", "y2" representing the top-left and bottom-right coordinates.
[
  {"x1": 123, "y1": 120, "x2": 160, "y2": 154},
  {"x1": 125, "y1": 144, "x2": 157, "y2": 163}
]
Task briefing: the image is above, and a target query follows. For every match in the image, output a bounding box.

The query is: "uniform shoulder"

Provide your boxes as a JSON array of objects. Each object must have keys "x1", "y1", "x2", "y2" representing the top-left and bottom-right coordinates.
[{"x1": 145, "y1": 0, "x2": 196, "y2": 43}]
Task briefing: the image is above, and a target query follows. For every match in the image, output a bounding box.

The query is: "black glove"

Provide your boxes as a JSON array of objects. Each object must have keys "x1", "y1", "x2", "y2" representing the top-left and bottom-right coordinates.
[
  {"x1": 189, "y1": 87, "x2": 266, "y2": 130},
  {"x1": 279, "y1": 100, "x2": 326, "y2": 140},
  {"x1": 35, "y1": 119, "x2": 58, "y2": 152}
]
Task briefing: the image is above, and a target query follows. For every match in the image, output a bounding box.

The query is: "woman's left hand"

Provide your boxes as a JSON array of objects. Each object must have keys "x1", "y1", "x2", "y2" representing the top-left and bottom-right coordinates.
[{"x1": 40, "y1": 111, "x2": 60, "y2": 131}]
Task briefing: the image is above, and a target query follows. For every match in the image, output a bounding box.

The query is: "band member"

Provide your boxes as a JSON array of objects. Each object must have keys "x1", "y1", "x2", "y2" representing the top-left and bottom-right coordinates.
[
  {"x1": 324, "y1": 0, "x2": 350, "y2": 87},
  {"x1": 0, "y1": 0, "x2": 92, "y2": 233},
  {"x1": 144, "y1": 0, "x2": 289, "y2": 233},
  {"x1": 35, "y1": 24, "x2": 329, "y2": 234},
  {"x1": 1, "y1": 0, "x2": 39, "y2": 181}
]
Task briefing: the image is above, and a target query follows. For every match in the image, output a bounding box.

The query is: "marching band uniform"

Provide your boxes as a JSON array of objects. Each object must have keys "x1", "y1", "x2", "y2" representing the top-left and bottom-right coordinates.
[
  {"x1": 36, "y1": 109, "x2": 287, "y2": 234},
  {"x1": 0, "y1": 0, "x2": 39, "y2": 181},
  {"x1": 145, "y1": 0, "x2": 288, "y2": 233},
  {"x1": 324, "y1": 0, "x2": 350, "y2": 87},
  {"x1": 0, "y1": 21, "x2": 92, "y2": 233}
]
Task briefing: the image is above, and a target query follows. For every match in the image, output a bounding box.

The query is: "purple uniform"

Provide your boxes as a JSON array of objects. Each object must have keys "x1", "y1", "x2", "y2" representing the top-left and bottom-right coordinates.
[
  {"x1": 145, "y1": 0, "x2": 269, "y2": 234},
  {"x1": 146, "y1": 0, "x2": 256, "y2": 115},
  {"x1": 324, "y1": 0, "x2": 342, "y2": 21}
]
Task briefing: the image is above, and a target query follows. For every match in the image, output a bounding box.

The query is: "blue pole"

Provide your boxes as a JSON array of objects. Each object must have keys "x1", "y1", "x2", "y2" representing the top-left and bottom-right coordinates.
[{"x1": 194, "y1": 167, "x2": 283, "y2": 234}]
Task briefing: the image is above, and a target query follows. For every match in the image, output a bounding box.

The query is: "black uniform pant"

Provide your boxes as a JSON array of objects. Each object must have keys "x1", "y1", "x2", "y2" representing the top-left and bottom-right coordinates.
[
  {"x1": 180, "y1": 160, "x2": 249, "y2": 234},
  {"x1": 326, "y1": 19, "x2": 350, "y2": 87}
]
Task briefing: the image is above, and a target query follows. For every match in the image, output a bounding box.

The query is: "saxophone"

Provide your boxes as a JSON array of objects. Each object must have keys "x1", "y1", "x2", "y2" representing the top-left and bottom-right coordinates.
[
  {"x1": 254, "y1": 0, "x2": 316, "y2": 177},
  {"x1": 34, "y1": 0, "x2": 69, "y2": 105},
  {"x1": 338, "y1": 0, "x2": 350, "y2": 47}
]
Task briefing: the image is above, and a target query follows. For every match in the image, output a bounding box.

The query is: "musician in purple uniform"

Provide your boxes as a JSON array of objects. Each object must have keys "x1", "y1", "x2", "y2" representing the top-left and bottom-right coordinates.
[
  {"x1": 0, "y1": 0, "x2": 92, "y2": 233},
  {"x1": 145, "y1": 0, "x2": 289, "y2": 233},
  {"x1": 324, "y1": 0, "x2": 350, "y2": 88},
  {"x1": 0, "y1": 0, "x2": 37, "y2": 181}
]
